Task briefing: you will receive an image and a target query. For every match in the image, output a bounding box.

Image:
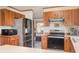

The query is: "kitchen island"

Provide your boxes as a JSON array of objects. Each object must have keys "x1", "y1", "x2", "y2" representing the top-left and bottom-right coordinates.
[{"x1": 0, "y1": 45, "x2": 64, "y2": 53}]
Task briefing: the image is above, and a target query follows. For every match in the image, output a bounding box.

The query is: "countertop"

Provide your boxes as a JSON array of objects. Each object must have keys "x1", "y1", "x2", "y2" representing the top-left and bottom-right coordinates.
[
  {"x1": 0, "y1": 35, "x2": 18, "y2": 37},
  {"x1": 0, "y1": 45, "x2": 64, "y2": 53}
]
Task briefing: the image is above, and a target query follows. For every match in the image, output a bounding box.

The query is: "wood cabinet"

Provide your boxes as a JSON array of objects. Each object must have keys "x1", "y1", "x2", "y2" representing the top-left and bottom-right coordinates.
[
  {"x1": 0, "y1": 36, "x2": 19, "y2": 46},
  {"x1": 1, "y1": 9, "x2": 14, "y2": 26},
  {"x1": 41, "y1": 34, "x2": 48, "y2": 49},
  {"x1": 14, "y1": 13, "x2": 24, "y2": 19},
  {"x1": 63, "y1": 9, "x2": 78, "y2": 26},
  {"x1": 0, "y1": 9, "x2": 25, "y2": 26},
  {"x1": 0, "y1": 36, "x2": 3, "y2": 45},
  {"x1": 43, "y1": 11, "x2": 54, "y2": 26},
  {"x1": 9, "y1": 36, "x2": 19, "y2": 45},
  {"x1": 43, "y1": 8, "x2": 79, "y2": 26},
  {"x1": 64, "y1": 36, "x2": 75, "y2": 52},
  {"x1": 0, "y1": 10, "x2": 2, "y2": 25}
]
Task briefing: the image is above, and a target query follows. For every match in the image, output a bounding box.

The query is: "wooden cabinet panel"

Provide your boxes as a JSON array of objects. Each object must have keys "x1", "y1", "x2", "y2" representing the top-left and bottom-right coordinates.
[
  {"x1": 64, "y1": 37, "x2": 70, "y2": 52},
  {"x1": 41, "y1": 34, "x2": 48, "y2": 49},
  {"x1": 3, "y1": 9, "x2": 14, "y2": 26},
  {"x1": 3, "y1": 37, "x2": 9, "y2": 44},
  {"x1": 0, "y1": 9, "x2": 25, "y2": 26},
  {"x1": 0, "y1": 37, "x2": 1, "y2": 45},
  {"x1": 44, "y1": 8, "x2": 79, "y2": 26},
  {"x1": 9, "y1": 37, "x2": 19, "y2": 45},
  {"x1": 43, "y1": 11, "x2": 55, "y2": 26},
  {"x1": 64, "y1": 37, "x2": 75, "y2": 52},
  {"x1": 0, "y1": 36, "x2": 3, "y2": 45},
  {"x1": 0, "y1": 36, "x2": 5, "y2": 45},
  {"x1": 0, "y1": 10, "x2": 2, "y2": 25},
  {"x1": 77, "y1": 9, "x2": 79, "y2": 25},
  {"x1": 64, "y1": 9, "x2": 78, "y2": 26},
  {"x1": 63, "y1": 10, "x2": 72, "y2": 26},
  {"x1": 14, "y1": 13, "x2": 25, "y2": 19},
  {"x1": 43, "y1": 10, "x2": 64, "y2": 26},
  {"x1": 75, "y1": 9, "x2": 79, "y2": 26},
  {"x1": 0, "y1": 36, "x2": 19, "y2": 46}
]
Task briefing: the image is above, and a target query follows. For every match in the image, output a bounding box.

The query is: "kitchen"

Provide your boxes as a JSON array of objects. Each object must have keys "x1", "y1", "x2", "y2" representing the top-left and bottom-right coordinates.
[{"x1": 0, "y1": 6, "x2": 79, "y2": 53}]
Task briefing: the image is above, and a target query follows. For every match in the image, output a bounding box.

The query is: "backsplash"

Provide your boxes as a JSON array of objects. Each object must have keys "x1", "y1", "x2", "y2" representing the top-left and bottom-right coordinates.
[
  {"x1": 0, "y1": 26, "x2": 17, "y2": 29},
  {"x1": 40, "y1": 26, "x2": 69, "y2": 33},
  {"x1": 68, "y1": 26, "x2": 79, "y2": 36}
]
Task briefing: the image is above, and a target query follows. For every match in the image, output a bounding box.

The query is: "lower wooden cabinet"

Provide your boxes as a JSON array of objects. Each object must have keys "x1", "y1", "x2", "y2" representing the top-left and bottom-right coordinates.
[
  {"x1": 9, "y1": 36, "x2": 19, "y2": 45},
  {"x1": 0, "y1": 36, "x2": 4, "y2": 45},
  {"x1": 64, "y1": 37, "x2": 75, "y2": 52},
  {"x1": 41, "y1": 34, "x2": 48, "y2": 49},
  {"x1": 0, "y1": 36, "x2": 19, "y2": 46}
]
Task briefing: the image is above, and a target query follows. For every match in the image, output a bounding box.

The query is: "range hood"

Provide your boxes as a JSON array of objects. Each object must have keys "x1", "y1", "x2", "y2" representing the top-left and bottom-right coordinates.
[{"x1": 49, "y1": 18, "x2": 64, "y2": 22}]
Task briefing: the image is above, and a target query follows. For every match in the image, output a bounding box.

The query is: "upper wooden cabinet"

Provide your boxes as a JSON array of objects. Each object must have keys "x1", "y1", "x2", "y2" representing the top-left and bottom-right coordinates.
[
  {"x1": 0, "y1": 9, "x2": 25, "y2": 26},
  {"x1": 43, "y1": 11, "x2": 55, "y2": 26},
  {"x1": 43, "y1": 8, "x2": 79, "y2": 26},
  {"x1": 1, "y1": 9, "x2": 14, "y2": 26},
  {"x1": 14, "y1": 12, "x2": 25, "y2": 19},
  {"x1": 63, "y1": 9, "x2": 79, "y2": 26}
]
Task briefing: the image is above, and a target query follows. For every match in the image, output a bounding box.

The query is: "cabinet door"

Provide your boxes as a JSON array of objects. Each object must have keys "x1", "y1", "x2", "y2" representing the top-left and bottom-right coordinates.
[
  {"x1": 43, "y1": 10, "x2": 64, "y2": 26},
  {"x1": 9, "y1": 37, "x2": 19, "y2": 46},
  {"x1": 75, "y1": 9, "x2": 79, "y2": 26},
  {"x1": 3, "y1": 37, "x2": 10, "y2": 44},
  {"x1": 4, "y1": 10, "x2": 14, "y2": 26},
  {"x1": 71, "y1": 9, "x2": 78, "y2": 26},
  {"x1": 64, "y1": 37, "x2": 70, "y2": 52},
  {"x1": 64, "y1": 37, "x2": 75, "y2": 52},
  {"x1": 41, "y1": 35, "x2": 48, "y2": 49},
  {"x1": 63, "y1": 10, "x2": 72, "y2": 26},
  {"x1": 0, "y1": 36, "x2": 5, "y2": 45},
  {"x1": 43, "y1": 11, "x2": 55, "y2": 26},
  {"x1": 64, "y1": 9, "x2": 79, "y2": 26},
  {"x1": 0, "y1": 36, "x2": 2, "y2": 45}
]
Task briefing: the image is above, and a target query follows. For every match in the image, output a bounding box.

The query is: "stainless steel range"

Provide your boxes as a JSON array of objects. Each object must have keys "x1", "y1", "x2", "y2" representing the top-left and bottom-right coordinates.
[{"x1": 48, "y1": 32, "x2": 64, "y2": 50}]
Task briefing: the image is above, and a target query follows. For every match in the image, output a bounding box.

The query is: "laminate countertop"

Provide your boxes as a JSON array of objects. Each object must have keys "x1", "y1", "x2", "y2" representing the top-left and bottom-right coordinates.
[
  {"x1": 0, "y1": 35, "x2": 18, "y2": 37},
  {"x1": 0, "y1": 45, "x2": 64, "y2": 53}
]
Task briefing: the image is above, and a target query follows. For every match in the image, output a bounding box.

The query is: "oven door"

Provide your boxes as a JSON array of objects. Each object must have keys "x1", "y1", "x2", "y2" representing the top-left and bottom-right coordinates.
[{"x1": 48, "y1": 37, "x2": 64, "y2": 50}]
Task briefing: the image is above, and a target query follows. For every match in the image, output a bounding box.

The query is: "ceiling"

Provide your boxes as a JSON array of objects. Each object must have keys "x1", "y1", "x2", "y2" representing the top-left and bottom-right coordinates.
[{"x1": 10, "y1": 6, "x2": 49, "y2": 19}]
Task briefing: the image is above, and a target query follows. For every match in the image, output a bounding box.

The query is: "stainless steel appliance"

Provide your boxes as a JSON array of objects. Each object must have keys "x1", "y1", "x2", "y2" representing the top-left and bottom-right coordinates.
[
  {"x1": 49, "y1": 18, "x2": 64, "y2": 22},
  {"x1": 23, "y1": 18, "x2": 32, "y2": 47},
  {"x1": 48, "y1": 32, "x2": 64, "y2": 50},
  {"x1": 1, "y1": 29, "x2": 17, "y2": 35}
]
